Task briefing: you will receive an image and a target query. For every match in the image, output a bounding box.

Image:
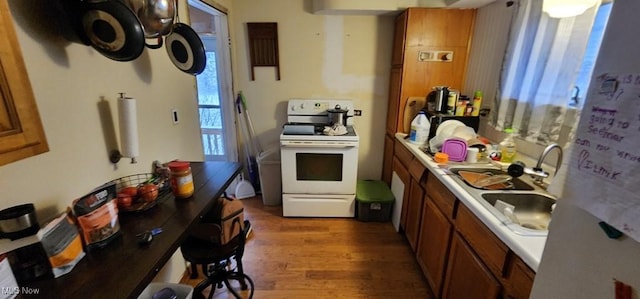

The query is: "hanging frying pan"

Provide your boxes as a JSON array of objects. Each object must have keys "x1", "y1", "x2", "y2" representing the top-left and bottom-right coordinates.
[
  {"x1": 81, "y1": 0, "x2": 145, "y2": 61},
  {"x1": 165, "y1": 22, "x2": 206, "y2": 75}
]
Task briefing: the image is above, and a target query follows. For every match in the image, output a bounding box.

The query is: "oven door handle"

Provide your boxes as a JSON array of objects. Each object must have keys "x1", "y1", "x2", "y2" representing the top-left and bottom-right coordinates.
[{"x1": 281, "y1": 142, "x2": 357, "y2": 148}]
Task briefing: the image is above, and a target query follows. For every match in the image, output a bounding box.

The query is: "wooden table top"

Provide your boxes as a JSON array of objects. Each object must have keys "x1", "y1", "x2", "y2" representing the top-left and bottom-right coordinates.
[{"x1": 23, "y1": 161, "x2": 242, "y2": 299}]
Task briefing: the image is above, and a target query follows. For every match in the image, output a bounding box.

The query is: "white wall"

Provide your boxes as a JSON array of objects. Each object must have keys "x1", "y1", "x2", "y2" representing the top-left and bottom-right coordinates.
[
  {"x1": 228, "y1": 0, "x2": 394, "y2": 180},
  {"x1": 0, "y1": 0, "x2": 210, "y2": 283},
  {"x1": 0, "y1": 0, "x2": 202, "y2": 240}
]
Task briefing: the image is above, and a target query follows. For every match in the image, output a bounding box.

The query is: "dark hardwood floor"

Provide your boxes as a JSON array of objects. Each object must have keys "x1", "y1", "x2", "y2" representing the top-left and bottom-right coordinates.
[{"x1": 180, "y1": 196, "x2": 432, "y2": 298}]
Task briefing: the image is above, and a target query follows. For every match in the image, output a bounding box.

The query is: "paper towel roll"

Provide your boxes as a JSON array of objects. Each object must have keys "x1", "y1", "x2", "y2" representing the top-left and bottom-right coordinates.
[{"x1": 117, "y1": 96, "x2": 139, "y2": 159}]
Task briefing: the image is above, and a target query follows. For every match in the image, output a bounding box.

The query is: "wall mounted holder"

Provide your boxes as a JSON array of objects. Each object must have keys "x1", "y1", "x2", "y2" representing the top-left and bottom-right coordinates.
[
  {"x1": 247, "y1": 22, "x2": 280, "y2": 80},
  {"x1": 109, "y1": 150, "x2": 137, "y2": 164}
]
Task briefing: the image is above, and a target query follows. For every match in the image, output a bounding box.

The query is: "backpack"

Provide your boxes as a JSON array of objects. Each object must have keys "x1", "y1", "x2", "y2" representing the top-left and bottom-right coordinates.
[{"x1": 191, "y1": 195, "x2": 245, "y2": 246}]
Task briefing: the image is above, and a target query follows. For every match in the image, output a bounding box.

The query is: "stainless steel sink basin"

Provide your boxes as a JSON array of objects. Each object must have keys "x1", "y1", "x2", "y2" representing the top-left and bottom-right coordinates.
[
  {"x1": 448, "y1": 167, "x2": 535, "y2": 191},
  {"x1": 481, "y1": 193, "x2": 556, "y2": 231}
]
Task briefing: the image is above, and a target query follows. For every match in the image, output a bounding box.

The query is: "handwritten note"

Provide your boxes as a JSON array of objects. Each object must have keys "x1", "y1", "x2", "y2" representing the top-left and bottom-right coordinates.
[{"x1": 566, "y1": 72, "x2": 640, "y2": 240}]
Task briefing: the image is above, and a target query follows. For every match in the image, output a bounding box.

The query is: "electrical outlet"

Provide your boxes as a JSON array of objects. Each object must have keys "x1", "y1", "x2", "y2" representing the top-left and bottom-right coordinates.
[
  {"x1": 354, "y1": 110, "x2": 362, "y2": 116},
  {"x1": 172, "y1": 109, "x2": 179, "y2": 124}
]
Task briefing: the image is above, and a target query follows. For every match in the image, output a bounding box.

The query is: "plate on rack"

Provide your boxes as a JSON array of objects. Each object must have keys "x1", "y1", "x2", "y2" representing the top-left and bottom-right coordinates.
[{"x1": 436, "y1": 120, "x2": 466, "y2": 139}]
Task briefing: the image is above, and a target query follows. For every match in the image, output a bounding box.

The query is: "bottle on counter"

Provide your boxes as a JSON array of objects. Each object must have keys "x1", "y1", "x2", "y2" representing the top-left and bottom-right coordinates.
[
  {"x1": 472, "y1": 91, "x2": 483, "y2": 116},
  {"x1": 499, "y1": 129, "x2": 517, "y2": 163},
  {"x1": 409, "y1": 110, "x2": 430, "y2": 145},
  {"x1": 455, "y1": 95, "x2": 468, "y2": 116},
  {"x1": 168, "y1": 161, "x2": 194, "y2": 198}
]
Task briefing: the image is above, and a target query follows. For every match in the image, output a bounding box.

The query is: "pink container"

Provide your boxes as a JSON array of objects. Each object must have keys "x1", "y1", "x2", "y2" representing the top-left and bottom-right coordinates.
[{"x1": 441, "y1": 138, "x2": 468, "y2": 162}]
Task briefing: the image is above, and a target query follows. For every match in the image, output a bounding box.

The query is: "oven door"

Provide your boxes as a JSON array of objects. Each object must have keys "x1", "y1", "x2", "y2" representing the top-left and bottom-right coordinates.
[{"x1": 280, "y1": 140, "x2": 358, "y2": 194}]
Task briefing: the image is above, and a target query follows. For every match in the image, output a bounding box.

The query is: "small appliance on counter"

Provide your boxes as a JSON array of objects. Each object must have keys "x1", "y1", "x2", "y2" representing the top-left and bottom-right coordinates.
[{"x1": 426, "y1": 86, "x2": 450, "y2": 113}]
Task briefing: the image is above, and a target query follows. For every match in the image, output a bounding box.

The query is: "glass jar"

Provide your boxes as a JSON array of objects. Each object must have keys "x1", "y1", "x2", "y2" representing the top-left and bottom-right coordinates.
[{"x1": 168, "y1": 161, "x2": 194, "y2": 198}]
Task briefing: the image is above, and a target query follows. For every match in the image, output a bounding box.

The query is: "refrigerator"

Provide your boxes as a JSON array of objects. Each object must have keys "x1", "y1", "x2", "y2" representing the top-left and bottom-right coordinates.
[{"x1": 531, "y1": 1, "x2": 640, "y2": 298}]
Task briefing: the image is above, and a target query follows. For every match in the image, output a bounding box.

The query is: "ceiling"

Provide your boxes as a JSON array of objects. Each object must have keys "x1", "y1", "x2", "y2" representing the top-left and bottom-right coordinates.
[{"x1": 312, "y1": 0, "x2": 498, "y2": 15}]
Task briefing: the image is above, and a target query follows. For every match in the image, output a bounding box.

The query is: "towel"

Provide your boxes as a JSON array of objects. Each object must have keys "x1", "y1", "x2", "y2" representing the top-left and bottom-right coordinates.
[{"x1": 323, "y1": 123, "x2": 348, "y2": 136}]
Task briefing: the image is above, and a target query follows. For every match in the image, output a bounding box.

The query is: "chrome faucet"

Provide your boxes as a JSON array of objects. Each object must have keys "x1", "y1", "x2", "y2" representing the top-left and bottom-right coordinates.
[{"x1": 523, "y1": 143, "x2": 564, "y2": 188}]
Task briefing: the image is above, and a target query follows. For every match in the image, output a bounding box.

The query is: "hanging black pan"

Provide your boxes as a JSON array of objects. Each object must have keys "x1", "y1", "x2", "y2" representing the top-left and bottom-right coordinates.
[
  {"x1": 165, "y1": 22, "x2": 206, "y2": 75},
  {"x1": 80, "y1": 0, "x2": 145, "y2": 61}
]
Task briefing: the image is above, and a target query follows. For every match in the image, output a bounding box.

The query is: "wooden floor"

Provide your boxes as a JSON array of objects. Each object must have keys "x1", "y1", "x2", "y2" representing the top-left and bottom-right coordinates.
[{"x1": 180, "y1": 196, "x2": 432, "y2": 298}]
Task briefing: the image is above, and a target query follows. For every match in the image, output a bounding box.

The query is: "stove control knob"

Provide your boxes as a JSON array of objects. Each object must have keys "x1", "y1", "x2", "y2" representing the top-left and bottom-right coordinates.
[{"x1": 300, "y1": 103, "x2": 305, "y2": 109}]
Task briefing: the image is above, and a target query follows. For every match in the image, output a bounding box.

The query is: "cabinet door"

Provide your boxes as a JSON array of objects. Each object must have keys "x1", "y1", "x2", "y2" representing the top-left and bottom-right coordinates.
[
  {"x1": 503, "y1": 256, "x2": 535, "y2": 299},
  {"x1": 382, "y1": 134, "x2": 394, "y2": 185},
  {"x1": 391, "y1": 10, "x2": 408, "y2": 66},
  {"x1": 0, "y1": 2, "x2": 48, "y2": 166},
  {"x1": 416, "y1": 197, "x2": 453, "y2": 298},
  {"x1": 405, "y1": 177, "x2": 424, "y2": 251},
  {"x1": 443, "y1": 233, "x2": 501, "y2": 299},
  {"x1": 386, "y1": 67, "x2": 402, "y2": 135}
]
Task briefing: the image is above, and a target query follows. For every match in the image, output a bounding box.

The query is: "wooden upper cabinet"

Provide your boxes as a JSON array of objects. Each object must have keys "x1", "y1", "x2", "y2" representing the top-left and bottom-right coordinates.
[
  {"x1": 386, "y1": 8, "x2": 476, "y2": 135},
  {"x1": 391, "y1": 11, "x2": 408, "y2": 66},
  {"x1": 0, "y1": 1, "x2": 48, "y2": 166}
]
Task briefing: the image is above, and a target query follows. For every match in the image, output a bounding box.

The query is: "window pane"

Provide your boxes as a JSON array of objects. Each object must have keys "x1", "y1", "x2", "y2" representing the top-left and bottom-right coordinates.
[
  {"x1": 196, "y1": 52, "x2": 219, "y2": 106},
  {"x1": 199, "y1": 107, "x2": 222, "y2": 129},
  {"x1": 572, "y1": 3, "x2": 612, "y2": 107}
]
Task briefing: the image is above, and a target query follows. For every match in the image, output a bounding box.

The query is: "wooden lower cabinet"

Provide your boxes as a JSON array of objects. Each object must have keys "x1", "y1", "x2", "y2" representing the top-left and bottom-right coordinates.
[
  {"x1": 416, "y1": 197, "x2": 453, "y2": 298},
  {"x1": 442, "y1": 233, "x2": 502, "y2": 299},
  {"x1": 414, "y1": 171, "x2": 534, "y2": 299},
  {"x1": 503, "y1": 255, "x2": 535, "y2": 299},
  {"x1": 405, "y1": 177, "x2": 424, "y2": 251}
]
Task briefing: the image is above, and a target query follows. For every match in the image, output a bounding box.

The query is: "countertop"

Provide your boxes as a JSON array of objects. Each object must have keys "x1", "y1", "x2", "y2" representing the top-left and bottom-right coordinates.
[
  {"x1": 22, "y1": 161, "x2": 242, "y2": 299},
  {"x1": 395, "y1": 133, "x2": 547, "y2": 271}
]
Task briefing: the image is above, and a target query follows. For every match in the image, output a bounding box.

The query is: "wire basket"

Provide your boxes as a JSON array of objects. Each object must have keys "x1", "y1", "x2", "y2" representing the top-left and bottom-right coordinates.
[{"x1": 110, "y1": 173, "x2": 170, "y2": 213}]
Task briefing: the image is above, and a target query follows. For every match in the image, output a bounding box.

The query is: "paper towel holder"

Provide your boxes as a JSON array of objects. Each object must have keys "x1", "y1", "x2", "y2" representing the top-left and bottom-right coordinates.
[
  {"x1": 110, "y1": 92, "x2": 139, "y2": 164},
  {"x1": 109, "y1": 150, "x2": 137, "y2": 164}
]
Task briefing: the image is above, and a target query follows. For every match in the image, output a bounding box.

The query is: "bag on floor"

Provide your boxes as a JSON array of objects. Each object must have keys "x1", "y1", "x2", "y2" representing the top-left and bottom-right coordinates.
[{"x1": 191, "y1": 196, "x2": 245, "y2": 246}]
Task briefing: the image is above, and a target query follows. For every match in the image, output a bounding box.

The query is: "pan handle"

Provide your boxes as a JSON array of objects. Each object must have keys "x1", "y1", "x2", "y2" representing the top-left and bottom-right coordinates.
[{"x1": 145, "y1": 37, "x2": 163, "y2": 49}]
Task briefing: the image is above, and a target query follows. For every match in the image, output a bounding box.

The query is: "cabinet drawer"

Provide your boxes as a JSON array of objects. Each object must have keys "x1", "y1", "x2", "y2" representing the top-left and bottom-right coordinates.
[
  {"x1": 408, "y1": 159, "x2": 427, "y2": 183},
  {"x1": 456, "y1": 204, "x2": 509, "y2": 278},
  {"x1": 426, "y1": 172, "x2": 457, "y2": 220},
  {"x1": 394, "y1": 141, "x2": 413, "y2": 168}
]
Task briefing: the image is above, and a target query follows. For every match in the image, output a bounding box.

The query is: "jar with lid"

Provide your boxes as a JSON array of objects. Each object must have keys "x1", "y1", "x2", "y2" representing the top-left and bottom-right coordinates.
[{"x1": 168, "y1": 161, "x2": 194, "y2": 198}]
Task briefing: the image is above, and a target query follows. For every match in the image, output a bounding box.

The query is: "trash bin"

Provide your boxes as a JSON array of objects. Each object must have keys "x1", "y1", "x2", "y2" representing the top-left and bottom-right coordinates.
[
  {"x1": 257, "y1": 145, "x2": 282, "y2": 206},
  {"x1": 138, "y1": 283, "x2": 193, "y2": 299},
  {"x1": 356, "y1": 180, "x2": 394, "y2": 222}
]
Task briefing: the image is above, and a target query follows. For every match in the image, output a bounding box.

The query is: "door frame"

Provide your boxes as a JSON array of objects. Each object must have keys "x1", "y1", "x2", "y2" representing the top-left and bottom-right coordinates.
[{"x1": 188, "y1": 0, "x2": 238, "y2": 164}]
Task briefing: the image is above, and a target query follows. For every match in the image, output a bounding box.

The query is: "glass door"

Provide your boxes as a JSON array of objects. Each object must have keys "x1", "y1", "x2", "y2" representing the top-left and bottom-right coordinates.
[
  {"x1": 189, "y1": 2, "x2": 237, "y2": 163},
  {"x1": 197, "y1": 36, "x2": 225, "y2": 160}
]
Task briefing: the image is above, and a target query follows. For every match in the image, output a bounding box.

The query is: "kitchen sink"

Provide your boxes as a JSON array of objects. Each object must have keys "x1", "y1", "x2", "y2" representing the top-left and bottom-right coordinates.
[
  {"x1": 481, "y1": 193, "x2": 556, "y2": 232},
  {"x1": 448, "y1": 167, "x2": 535, "y2": 191}
]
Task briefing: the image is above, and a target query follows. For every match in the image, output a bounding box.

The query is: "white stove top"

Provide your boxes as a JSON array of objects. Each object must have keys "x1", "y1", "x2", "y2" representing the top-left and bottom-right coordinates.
[
  {"x1": 285, "y1": 98, "x2": 356, "y2": 126},
  {"x1": 281, "y1": 99, "x2": 359, "y2": 143},
  {"x1": 280, "y1": 125, "x2": 359, "y2": 142}
]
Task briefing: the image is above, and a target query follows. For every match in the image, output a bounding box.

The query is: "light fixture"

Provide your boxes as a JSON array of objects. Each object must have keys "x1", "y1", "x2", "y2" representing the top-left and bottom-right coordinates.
[{"x1": 543, "y1": 0, "x2": 597, "y2": 18}]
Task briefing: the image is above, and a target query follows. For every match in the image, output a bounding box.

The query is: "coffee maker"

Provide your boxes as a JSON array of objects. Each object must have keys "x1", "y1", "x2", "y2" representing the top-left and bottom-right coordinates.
[{"x1": 426, "y1": 86, "x2": 449, "y2": 113}]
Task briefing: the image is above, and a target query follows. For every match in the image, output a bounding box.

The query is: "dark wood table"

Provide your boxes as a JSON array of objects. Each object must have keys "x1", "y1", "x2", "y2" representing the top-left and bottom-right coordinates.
[{"x1": 24, "y1": 161, "x2": 242, "y2": 299}]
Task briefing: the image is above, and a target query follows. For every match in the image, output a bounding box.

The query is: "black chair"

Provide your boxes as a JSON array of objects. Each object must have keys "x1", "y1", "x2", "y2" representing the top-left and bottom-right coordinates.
[{"x1": 180, "y1": 218, "x2": 254, "y2": 299}]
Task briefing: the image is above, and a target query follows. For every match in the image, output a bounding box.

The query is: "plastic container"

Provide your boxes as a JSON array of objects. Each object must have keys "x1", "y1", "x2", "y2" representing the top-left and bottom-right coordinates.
[
  {"x1": 168, "y1": 161, "x2": 194, "y2": 198},
  {"x1": 500, "y1": 129, "x2": 517, "y2": 163},
  {"x1": 408, "y1": 111, "x2": 430, "y2": 145},
  {"x1": 355, "y1": 180, "x2": 394, "y2": 222},
  {"x1": 138, "y1": 282, "x2": 193, "y2": 299},
  {"x1": 257, "y1": 146, "x2": 282, "y2": 206},
  {"x1": 441, "y1": 138, "x2": 468, "y2": 162}
]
